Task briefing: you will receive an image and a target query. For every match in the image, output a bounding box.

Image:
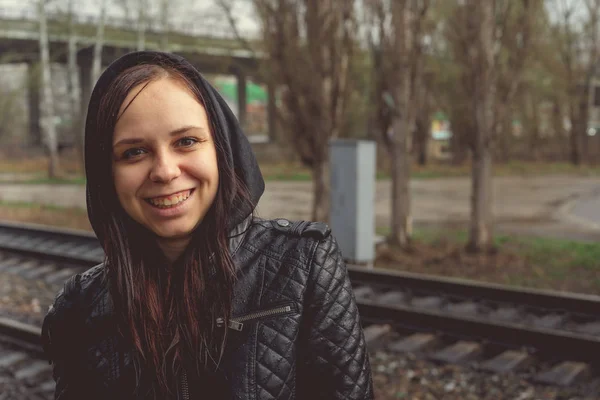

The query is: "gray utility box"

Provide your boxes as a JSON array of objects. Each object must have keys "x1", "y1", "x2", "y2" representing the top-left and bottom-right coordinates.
[{"x1": 330, "y1": 139, "x2": 376, "y2": 265}]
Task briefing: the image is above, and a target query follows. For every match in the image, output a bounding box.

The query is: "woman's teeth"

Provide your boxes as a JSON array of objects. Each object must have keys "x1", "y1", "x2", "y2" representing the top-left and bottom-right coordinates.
[{"x1": 147, "y1": 190, "x2": 191, "y2": 208}]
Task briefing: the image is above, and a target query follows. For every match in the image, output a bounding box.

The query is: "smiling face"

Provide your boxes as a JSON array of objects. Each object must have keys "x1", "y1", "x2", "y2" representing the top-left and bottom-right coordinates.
[{"x1": 112, "y1": 77, "x2": 219, "y2": 244}]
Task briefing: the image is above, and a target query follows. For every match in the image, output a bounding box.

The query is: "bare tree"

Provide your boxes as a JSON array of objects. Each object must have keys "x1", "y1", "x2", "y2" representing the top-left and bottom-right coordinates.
[
  {"x1": 38, "y1": 0, "x2": 60, "y2": 178},
  {"x1": 216, "y1": 0, "x2": 259, "y2": 54},
  {"x1": 253, "y1": 0, "x2": 356, "y2": 222},
  {"x1": 67, "y1": 0, "x2": 83, "y2": 164},
  {"x1": 494, "y1": 0, "x2": 540, "y2": 162},
  {"x1": 113, "y1": 0, "x2": 147, "y2": 50},
  {"x1": 550, "y1": 0, "x2": 600, "y2": 165},
  {"x1": 91, "y1": 0, "x2": 108, "y2": 86},
  {"x1": 137, "y1": 0, "x2": 147, "y2": 51},
  {"x1": 444, "y1": 0, "x2": 539, "y2": 251},
  {"x1": 159, "y1": 0, "x2": 169, "y2": 51},
  {"x1": 365, "y1": 0, "x2": 431, "y2": 247},
  {"x1": 467, "y1": 0, "x2": 496, "y2": 252}
]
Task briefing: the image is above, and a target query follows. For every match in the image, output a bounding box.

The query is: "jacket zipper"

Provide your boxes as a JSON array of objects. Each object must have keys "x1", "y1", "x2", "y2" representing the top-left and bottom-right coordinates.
[
  {"x1": 180, "y1": 369, "x2": 190, "y2": 400},
  {"x1": 216, "y1": 304, "x2": 294, "y2": 332}
]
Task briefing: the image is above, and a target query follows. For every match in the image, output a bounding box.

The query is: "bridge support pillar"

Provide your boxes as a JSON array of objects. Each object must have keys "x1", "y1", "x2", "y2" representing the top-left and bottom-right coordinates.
[
  {"x1": 79, "y1": 56, "x2": 93, "y2": 118},
  {"x1": 236, "y1": 71, "x2": 247, "y2": 130},
  {"x1": 27, "y1": 63, "x2": 42, "y2": 146}
]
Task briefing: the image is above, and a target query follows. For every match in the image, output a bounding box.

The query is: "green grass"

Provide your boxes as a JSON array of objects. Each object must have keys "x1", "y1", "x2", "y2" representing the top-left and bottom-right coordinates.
[
  {"x1": 248, "y1": 161, "x2": 600, "y2": 181},
  {"x1": 500, "y1": 161, "x2": 600, "y2": 176},
  {"x1": 518, "y1": 236, "x2": 600, "y2": 271},
  {"x1": 0, "y1": 200, "x2": 92, "y2": 231},
  {"x1": 5, "y1": 160, "x2": 600, "y2": 184},
  {"x1": 415, "y1": 227, "x2": 600, "y2": 267},
  {"x1": 0, "y1": 200, "x2": 78, "y2": 211},
  {"x1": 263, "y1": 171, "x2": 312, "y2": 181},
  {"x1": 6, "y1": 176, "x2": 87, "y2": 185},
  {"x1": 377, "y1": 226, "x2": 600, "y2": 293}
]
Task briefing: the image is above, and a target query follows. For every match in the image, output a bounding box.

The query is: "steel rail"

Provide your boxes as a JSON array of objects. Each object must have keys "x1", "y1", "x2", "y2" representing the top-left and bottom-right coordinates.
[
  {"x1": 348, "y1": 265, "x2": 600, "y2": 317},
  {"x1": 0, "y1": 317, "x2": 43, "y2": 357},
  {"x1": 0, "y1": 220, "x2": 102, "y2": 267},
  {"x1": 357, "y1": 301, "x2": 600, "y2": 365}
]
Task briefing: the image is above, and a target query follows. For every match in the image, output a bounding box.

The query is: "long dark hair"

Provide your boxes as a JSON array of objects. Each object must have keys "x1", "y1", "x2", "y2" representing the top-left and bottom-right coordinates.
[{"x1": 92, "y1": 61, "x2": 251, "y2": 398}]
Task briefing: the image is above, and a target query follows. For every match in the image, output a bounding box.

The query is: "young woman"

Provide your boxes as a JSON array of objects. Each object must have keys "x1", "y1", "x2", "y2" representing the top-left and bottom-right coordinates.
[{"x1": 41, "y1": 51, "x2": 373, "y2": 400}]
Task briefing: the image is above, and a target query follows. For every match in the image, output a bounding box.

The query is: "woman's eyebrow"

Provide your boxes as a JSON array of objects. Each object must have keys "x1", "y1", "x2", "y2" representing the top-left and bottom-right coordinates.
[
  {"x1": 113, "y1": 137, "x2": 144, "y2": 147},
  {"x1": 113, "y1": 126, "x2": 207, "y2": 147},
  {"x1": 168, "y1": 126, "x2": 205, "y2": 137}
]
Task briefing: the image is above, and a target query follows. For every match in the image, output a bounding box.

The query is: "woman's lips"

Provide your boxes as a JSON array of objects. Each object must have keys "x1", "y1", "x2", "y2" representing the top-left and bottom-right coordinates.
[{"x1": 145, "y1": 189, "x2": 194, "y2": 209}]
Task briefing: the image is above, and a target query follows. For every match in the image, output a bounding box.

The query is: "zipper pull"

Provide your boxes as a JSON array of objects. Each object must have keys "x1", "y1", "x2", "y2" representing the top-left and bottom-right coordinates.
[{"x1": 216, "y1": 317, "x2": 244, "y2": 331}]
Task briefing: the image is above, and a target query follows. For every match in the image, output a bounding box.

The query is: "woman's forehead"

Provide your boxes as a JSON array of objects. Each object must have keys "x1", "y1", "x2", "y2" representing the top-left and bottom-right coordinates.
[{"x1": 113, "y1": 78, "x2": 209, "y2": 142}]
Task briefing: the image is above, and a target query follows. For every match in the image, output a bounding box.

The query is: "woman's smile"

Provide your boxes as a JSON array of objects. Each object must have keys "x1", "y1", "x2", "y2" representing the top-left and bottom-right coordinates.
[
  {"x1": 142, "y1": 188, "x2": 196, "y2": 218},
  {"x1": 145, "y1": 188, "x2": 194, "y2": 209}
]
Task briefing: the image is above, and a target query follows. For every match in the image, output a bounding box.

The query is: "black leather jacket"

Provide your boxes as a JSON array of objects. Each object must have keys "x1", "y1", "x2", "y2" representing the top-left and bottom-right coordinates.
[{"x1": 41, "y1": 217, "x2": 374, "y2": 400}]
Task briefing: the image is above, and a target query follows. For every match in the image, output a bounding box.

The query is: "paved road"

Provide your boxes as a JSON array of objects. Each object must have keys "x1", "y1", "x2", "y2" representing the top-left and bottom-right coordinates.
[
  {"x1": 567, "y1": 187, "x2": 600, "y2": 229},
  {"x1": 2, "y1": 176, "x2": 600, "y2": 240}
]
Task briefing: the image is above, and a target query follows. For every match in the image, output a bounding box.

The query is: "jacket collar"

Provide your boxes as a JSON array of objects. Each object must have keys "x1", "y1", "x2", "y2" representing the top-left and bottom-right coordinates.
[{"x1": 227, "y1": 214, "x2": 252, "y2": 256}]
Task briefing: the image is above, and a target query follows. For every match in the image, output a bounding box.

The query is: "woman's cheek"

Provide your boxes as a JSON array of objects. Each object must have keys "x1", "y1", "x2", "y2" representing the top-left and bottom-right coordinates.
[{"x1": 114, "y1": 167, "x2": 143, "y2": 204}]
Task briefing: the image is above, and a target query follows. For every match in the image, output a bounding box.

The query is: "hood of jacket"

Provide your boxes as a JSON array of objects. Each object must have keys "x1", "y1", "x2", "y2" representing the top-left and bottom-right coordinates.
[{"x1": 83, "y1": 51, "x2": 264, "y2": 242}]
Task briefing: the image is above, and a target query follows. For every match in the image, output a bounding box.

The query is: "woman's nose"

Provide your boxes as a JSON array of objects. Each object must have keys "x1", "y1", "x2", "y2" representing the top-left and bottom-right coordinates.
[{"x1": 149, "y1": 153, "x2": 181, "y2": 183}]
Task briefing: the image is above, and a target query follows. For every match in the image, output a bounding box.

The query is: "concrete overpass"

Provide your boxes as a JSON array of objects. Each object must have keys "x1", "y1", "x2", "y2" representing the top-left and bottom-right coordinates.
[{"x1": 0, "y1": 7, "x2": 275, "y2": 144}]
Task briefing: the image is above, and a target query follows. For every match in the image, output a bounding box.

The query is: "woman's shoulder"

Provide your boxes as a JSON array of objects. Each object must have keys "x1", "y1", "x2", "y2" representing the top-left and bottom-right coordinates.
[
  {"x1": 55, "y1": 263, "x2": 106, "y2": 305},
  {"x1": 43, "y1": 264, "x2": 107, "y2": 329},
  {"x1": 250, "y1": 217, "x2": 332, "y2": 241},
  {"x1": 246, "y1": 217, "x2": 341, "y2": 263},
  {"x1": 41, "y1": 263, "x2": 108, "y2": 359}
]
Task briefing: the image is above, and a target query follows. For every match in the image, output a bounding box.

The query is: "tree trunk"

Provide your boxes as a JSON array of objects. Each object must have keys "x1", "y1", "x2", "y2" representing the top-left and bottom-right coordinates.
[
  {"x1": 67, "y1": 0, "x2": 82, "y2": 166},
  {"x1": 449, "y1": 106, "x2": 473, "y2": 165},
  {"x1": 569, "y1": 101, "x2": 582, "y2": 165},
  {"x1": 137, "y1": 0, "x2": 146, "y2": 51},
  {"x1": 467, "y1": 1, "x2": 495, "y2": 252},
  {"x1": 414, "y1": 118, "x2": 429, "y2": 166},
  {"x1": 578, "y1": 86, "x2": 591, "y2": 163},
  {"x1": 550, "y1": 98, "x2": 567, "y2": 161},
  {"x1": 311, "y1": 158, "x2": 330, "y2": 223},
  {"x1": 91, "y1": 0, "x2": 107, "y2": 87},
  {"x1": 38, "y1": 0, "x2": 59, "y2": 178},
  {"x1": 527, "y1": 94, "x2": 541, "y2": 161},
  {"x1": 387, "y1": 0, "x2": 416, "y2": 249},
  {"x1": 390, "y1": 113, "x2": 411, "y2": 247},
  {"x1": 499, "y1": 108, "x2": 512, "y2": 162},
  {"x1": 160, "y1": 0, "x2": 169, "y2": 51},
  {"x1": 468, "y1": 145, "x2": 493, "y2": 250},
  {"x1": 414, "y1": 86, "x2": 432, "y2": 166}
]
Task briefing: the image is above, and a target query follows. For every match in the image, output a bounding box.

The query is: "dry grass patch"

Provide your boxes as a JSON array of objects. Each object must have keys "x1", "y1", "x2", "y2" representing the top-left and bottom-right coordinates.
[
  {"x1": 0, "y1": 151, "x2": 83, "y2": 176},
  {"x1": 0, "y1": 202, "x2": 92, "y2": 232},
  {"x1": 375, "y1": 229, "x2": 600, "y2": 295},
  {"x1": 4, "y1": 155, "x2": 600, "y2": 182}
]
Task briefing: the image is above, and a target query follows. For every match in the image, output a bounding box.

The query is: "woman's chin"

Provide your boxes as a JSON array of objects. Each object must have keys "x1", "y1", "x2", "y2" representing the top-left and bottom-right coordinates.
[{"x1": 151, "y1": 226, "x2": 195, "y2": 242}]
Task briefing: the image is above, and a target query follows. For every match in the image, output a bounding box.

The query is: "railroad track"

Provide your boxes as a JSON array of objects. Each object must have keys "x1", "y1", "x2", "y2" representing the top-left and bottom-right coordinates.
[
  {"x1": 1, "y1": 220, "x2": 600, "y2": 392},
  {"x1": 0, "y1": 221, "x2": 102, "y2": 268},
  {"x1": 0, "y1": 318, "x2": 54, "y2": 399},
  {"x1": 0, "y1": 221, "x2": 100, "y2": 286},
  {"x1": 350, "y1": 267, "x2": 600, "y2": 391}
]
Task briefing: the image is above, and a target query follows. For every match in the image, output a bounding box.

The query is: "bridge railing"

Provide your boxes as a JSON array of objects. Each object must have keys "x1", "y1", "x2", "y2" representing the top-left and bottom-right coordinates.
[{"x1": 0, "y1": 6, "x2": 254, "y2": 40}]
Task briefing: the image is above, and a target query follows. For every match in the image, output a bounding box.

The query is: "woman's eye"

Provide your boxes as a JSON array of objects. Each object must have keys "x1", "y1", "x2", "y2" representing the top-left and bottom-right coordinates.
[
  {"x1": 122, "y1": 148, "x2": 146, "y2": 159},
  {"x1": 177, "y1": 137, "x2": 198, "y2": 148}
]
